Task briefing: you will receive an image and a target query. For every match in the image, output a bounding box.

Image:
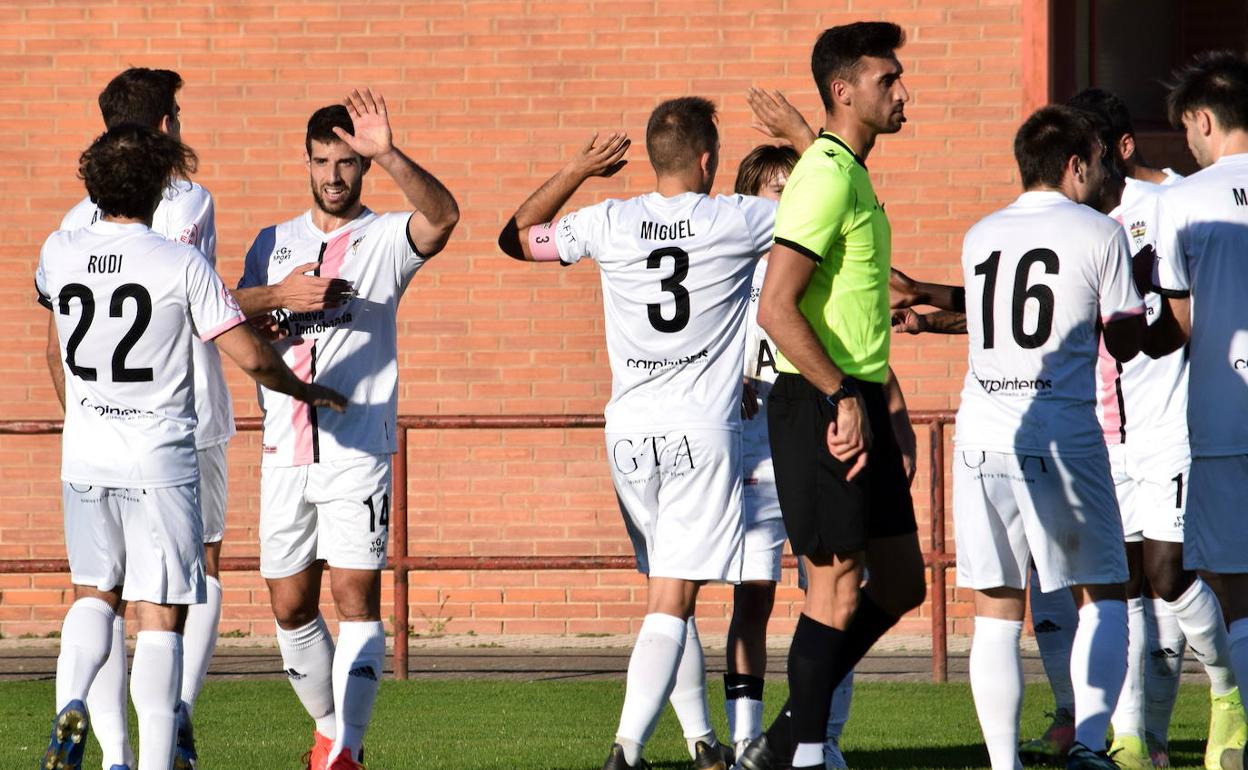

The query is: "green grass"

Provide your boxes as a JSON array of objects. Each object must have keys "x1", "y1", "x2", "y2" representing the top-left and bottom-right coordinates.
[{"x1": 0, "y1": 680, "x2": 1218, "y2": 769}]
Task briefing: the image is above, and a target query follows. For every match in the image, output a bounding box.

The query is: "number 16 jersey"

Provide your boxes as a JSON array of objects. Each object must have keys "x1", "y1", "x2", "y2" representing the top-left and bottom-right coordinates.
[
  {"x1": 954, "y1": 191, "x2": 1144, "y2": 457},
  {"x1": 553, "y1": 191, "x2": 776, "y2": 432}
]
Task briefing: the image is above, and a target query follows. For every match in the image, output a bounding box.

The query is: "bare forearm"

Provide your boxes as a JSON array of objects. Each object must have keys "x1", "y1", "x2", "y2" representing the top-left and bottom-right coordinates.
[
  {"x1": 375, "y1": 148, "x2": 459, "y2": 228},
  {"x1": 232, "y1": 285, "x2": 285, "y2": 318},
  {"x1": 917, "y1": 282, "x2": 965, "y2": 312},
  {"x1": 515, "y1": 165, "x2": 589, "y2": 229},
  {"x1": 761, "y1": 305, "x2": 848, "y2": 395},
  {"x1": 46, "y1": 349, "x2": 65, "y2": 409},
  {"x1": 925, "y1": 310, "x2": 967, "y2": 334}
]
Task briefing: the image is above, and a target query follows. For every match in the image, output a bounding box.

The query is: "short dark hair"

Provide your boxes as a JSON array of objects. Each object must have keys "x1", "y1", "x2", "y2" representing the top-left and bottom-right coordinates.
[
  {"x1": 98, "y1": 68, "x2": 183, "y2": 130},
  {"x1": 645, "y1": 97, "x2": 718, "y2": 175},
  {"x1": 811, "y1": 22, "x2": 905, "y2": 110},
  {"x1": 1166, "y1": 50, "x2": 1248, "y2": 131},
  {"x1": 78, "y1": 123, "x2": 198, "y2": 220},
  {"x1": 1013, "y1": 105, "x2": 1101, "y2": 190},
  {"x1": 306, "y1": 104, "x2": 355, "y2": 154},
  {"x1": 734, "y1": 144, "x2": 800, "y2": 196},
  {"x1": 1067, "y1": 88, "x2": 1134, "y2": 143}
]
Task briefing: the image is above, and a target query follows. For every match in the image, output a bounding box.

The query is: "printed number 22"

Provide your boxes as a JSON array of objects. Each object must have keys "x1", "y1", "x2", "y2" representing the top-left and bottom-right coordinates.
[{"x1": 646, "y1": 247, "x2": 690, "y2": 333}]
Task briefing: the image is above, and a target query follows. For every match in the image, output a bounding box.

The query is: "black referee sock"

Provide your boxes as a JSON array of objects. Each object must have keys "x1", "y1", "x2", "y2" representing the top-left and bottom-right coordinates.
[
  {"x1": 827, "y1": 593, "x2": 899, "y2": 687},
  {"x1": 786, "y1": 614, "x2": 846, "y2": 746}
]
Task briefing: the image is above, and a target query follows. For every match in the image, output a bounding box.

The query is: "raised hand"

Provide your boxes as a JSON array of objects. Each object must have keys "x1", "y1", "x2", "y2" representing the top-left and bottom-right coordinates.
[
  {"x1": 334, "y1": 88, "x2": 394, "y2": 159},
  {"x1": 747, "y1": 88, "x2": 815, "y2": 148},
  {"x1": 568, "y1": 132, "x2": 630, "y2": 179}
]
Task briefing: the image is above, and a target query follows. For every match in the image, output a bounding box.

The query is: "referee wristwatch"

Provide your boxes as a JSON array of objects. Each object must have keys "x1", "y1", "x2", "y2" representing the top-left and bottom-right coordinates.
[{"x1": 825, "y1": 378, "x2": 858, "y2": 412}]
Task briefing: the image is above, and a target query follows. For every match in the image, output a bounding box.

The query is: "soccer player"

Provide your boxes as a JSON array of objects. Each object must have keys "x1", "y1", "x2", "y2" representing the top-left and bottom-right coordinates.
[
  {"x1": 738, "y1": 22, "x2": 927, "y2": 770},
  {"x1": 1144, "y1": 50, "x2": 1248, "y2": 770},
  {"x1": 38, "y1": 124, "x2": 345, "y2": 770},
  {"x1": 53, "y1": 67, "x2": 352, "y2": 770},
  {"x1": 234, "y1": 89, "x2": 458, "y2": 770},
  {"x1": 498, "y1": 96, "x2": 775, "y2": 770},
  {"x1": 954, "y1": 105, "x2": 1147, "y2": 770}
]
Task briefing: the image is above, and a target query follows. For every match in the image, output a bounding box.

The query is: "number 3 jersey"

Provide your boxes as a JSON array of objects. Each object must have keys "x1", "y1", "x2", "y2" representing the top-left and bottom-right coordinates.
[
  {"x1": 553, "y1": 191, "x2": 777, "y2": 433},
  {"x1": 36, "y1": 221, "x2": 245, "y2": 487},
  {"x1": 954, "y1": 191, "x2": 1145, "y2": 456},
  {"x1": 239, "y1": 209, "x2": 427, "y2": 467}
]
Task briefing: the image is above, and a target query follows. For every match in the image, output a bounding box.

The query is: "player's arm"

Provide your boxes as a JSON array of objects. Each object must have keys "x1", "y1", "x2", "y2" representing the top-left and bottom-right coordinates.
[
  {"x1": 233, "y1": 262, "x2": 355, "y2": 318},
  {"x1": 758, "y1": 243, "x2": 871, "y2": 480},
  {"x1": 45, "y1": 314, "x2": 65, "y2": 410},
  {"x1": 747, "y1": 88, "x2": 816, "y2": 152},
  {"x1": 1103, "y1": 315, "x2": 1145, "y2": 362},
  {"x1": 1143, "y1": 201, "x2": 1192, "y2": 357},
  {"x1": 333, "y1": 88, "x2": 459, "y2": 257},
  {"x1": 892, "y1": 308, "x2": 967, "y2": 335},
  {"x1": 497, "y1": 132, "x2": 630, "y2": 261},
  {"x1": 884, "y1": 367, "x2": 916, "y2": 484},
  {"x1": 212, "y1": 324, "x2": 346, "y2": 412},
  {"x1": 889, "y1": 267, "x2": 966, "y2": 312},
  {"x1": 1142, "y1": 294, "x2": 1190, "y2": 357}
]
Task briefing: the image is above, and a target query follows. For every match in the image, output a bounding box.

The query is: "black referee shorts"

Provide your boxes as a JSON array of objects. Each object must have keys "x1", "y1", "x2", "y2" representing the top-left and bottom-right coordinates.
[{"x1": 767, "y1": 372, "x2": 917, "y2": 557}]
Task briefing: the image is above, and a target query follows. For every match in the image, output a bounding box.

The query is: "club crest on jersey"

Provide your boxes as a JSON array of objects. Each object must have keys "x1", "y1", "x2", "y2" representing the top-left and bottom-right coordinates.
[
  {"x1": 178, "y1": 223, "x2": 199, "y2": 245},
  {"x1": 1129, "y1": 221, "x2": 1147, "y2": 241},
  {"x1": 351, "y1": 235, "x2": 365, "y2": 253}
]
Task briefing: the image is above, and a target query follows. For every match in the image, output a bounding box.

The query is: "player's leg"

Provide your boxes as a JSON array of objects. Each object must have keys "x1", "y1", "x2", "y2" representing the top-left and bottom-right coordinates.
[
  {"x1": 972, "y1": 588, "x2": 1028, "y2": 770},
  {"x1": 1142, "y1": 450, "x2": 1243, "y2": 770},
  {"x1": 1021, "y1": 571, "x2": 1078, "y2": 765},
  {"x1": 260, "y1": 464, "x2": 336, "y2": 767},
  {"x1": 49, "y1": 485, "x2": 129, "y2": 770},
  {"x1": 315, "y1": 455, "x2": 391, "y2": 768},
  {"x1": 668, "y1": 615, "x2": 729, "y2": 765},
  {"x1": 122, "y1": 481, "x2": 204, "y2": 770},
  {"x1": 1143, "y1": 587, "x2": 1185, "y2": 767},
  {"x1": 86, "y1": 598, "x2": 133, "y2": 770},
  {"x1": 1109, "y1": 541, "x2": 1151, "y2": 770},
  {"x1": 825, "y1": 670, "x2": 854, "y2": 770}
]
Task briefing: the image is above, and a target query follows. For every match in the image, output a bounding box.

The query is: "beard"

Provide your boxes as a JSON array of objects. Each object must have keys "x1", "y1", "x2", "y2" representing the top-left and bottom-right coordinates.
[{"x1": 311, "y1": 178, "x2": 363, "y2": 217}]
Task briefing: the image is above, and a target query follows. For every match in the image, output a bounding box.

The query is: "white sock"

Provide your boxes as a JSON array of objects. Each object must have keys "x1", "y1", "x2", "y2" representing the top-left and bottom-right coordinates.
[
  {"x1": 87, "y1": 614, "x2": 134, "y2": 768},
  {"x1": 1168, "y1": 578, "x2": 1236, "y2": 695},
  {"x1": 1144, "y1": 596, "x2": 1185, "y2": 745},
  {"x1": 728, "y1": 696, "x2": 763, "y2": 745},
  {"x1": 1029, "y1": 574, "x2": 1078, "y2": 713},
  {"x1": 56, "y1": 597, "x2": 115, "y2": 711},
  {"x1": 331, "y1": 620, "x2": 385, "y2": 761},
  {"x1": 1226, "y1": 620, "x2": 1248, "y2": 712},
  {"x1": 669, "y1": 618, "x2": 715, "y2": 759},
  {"x1": 180, "y1": 575, "x2": 222, "y2": 716},
  {"x1": 615, "y1": 612, "x2": 688, "y2": 758},
  {"x1": 276, "y1": 615, "x2": 337, "y2": 738},
  {"x1": 827, "y1": 669, "x2": 854, "y2": 740},
  {"x1": 1072, "y1": 599, "x2": 1129, "y2": 751},
  {"x1": 1111, "y1": 597, "x2": 1147, "y2": 739},
  {"x1": 970, "y1": 616, "x2": 1024, "y2": 770},
  {"x1": 130, "y1": 630, "x2": 183, "y2": 770},
  {"x1": 793, "y1": 742, "x2": 824, "y2": 767}
]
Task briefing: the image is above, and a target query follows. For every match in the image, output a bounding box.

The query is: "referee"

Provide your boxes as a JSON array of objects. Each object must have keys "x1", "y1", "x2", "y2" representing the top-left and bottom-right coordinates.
[{"x1": 740, "y1": 21, "x2": 926, "y2": 770}]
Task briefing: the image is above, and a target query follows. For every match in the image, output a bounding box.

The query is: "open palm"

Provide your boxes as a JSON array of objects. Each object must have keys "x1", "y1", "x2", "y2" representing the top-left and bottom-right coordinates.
[{"x1": 334, "y1": 88, "x2": 393, "y2": 159}]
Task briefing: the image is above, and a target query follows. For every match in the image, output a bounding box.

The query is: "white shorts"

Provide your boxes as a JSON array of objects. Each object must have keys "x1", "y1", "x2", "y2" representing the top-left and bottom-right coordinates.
[
  {"x1": 259, "y1": 454, "x2": 392, "y2": 579},
  {"x1": 1112, "y1": 442, "x2": 1188, "y2": 544},
  {"x1": 742, "y1": 482, "x2": 786, "y2": 583},
  {"x1": 63, "y1": 482, "x2": 205, "y2": 605},
  {"x1": 1185, "y1": 455, "x2": 1248, "y2": 573},
  {"x1": 197, "y1": 443, "x2": 229, "y2": 544},
  {"x1": 954, "y1": 450, "x2": 1127, "y2": 593},
  {"x1": 609, "y1": 428, "x2": 743, "y2": 582}
]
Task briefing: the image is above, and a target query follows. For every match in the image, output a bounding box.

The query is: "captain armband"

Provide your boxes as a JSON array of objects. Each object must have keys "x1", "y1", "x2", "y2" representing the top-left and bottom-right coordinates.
[{"x1": 528, "y1": 223, "x2": 561, "y2": 262}]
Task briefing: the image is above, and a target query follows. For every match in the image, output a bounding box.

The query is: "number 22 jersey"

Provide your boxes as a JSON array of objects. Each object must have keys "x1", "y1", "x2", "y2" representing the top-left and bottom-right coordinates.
[
  {"x1": 37, "y1": 221, "x2": 245, "y2": 487},
  {"x1": 553, "y1": 191, "x2": 776, "y2": 432},
  {"x1": 954, "y1": 191, "x2": 1145, "y2": 456}
]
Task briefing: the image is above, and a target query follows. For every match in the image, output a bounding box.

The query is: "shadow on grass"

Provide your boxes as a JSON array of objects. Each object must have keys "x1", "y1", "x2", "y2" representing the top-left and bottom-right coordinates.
[{"x1": 840, "y1": 744, "x2": 989, "y2": 769}]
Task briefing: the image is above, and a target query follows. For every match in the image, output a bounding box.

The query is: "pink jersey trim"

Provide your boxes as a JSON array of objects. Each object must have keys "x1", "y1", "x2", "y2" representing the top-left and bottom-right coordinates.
[
  {"x1": 289, "y1": 343, "x2": 316, "y2": 466},
  {"x1": 1096, "y1": 338, "x2": 1124, "y2": 445},
  {"x1": 199, "y1": 314, "x2": 245, "y2": 342},
  {"x1": 528, "y1": 223, "x2": 560, "y2": 262},
  {"x1": 321, "y1": 228, "x2": 352, "y2": 278}
]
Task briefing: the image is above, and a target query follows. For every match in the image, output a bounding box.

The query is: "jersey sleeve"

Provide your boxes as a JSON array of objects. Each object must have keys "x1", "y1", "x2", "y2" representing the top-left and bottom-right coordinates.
[
  {"x1": 35, "y1": 242, "x2": 51, "y2": 310},
  {"x1": 238, "y1": 227, "x2": 276, "y2": 289},
  {"x1": 1152, "y1": 195, "x2": 1190, "y2": 297},
  {"x1": 384, "y1": 212, "x2": 428, "y2": 285},
  {"x1": 164, "y1": 184, "x2": 217, "y2": 264},
  {"x1": 772, "y1": 165, "x2": 854, "y2": 263},
  {"x1": 735, "y1": 195, "x2": 779, "y2": 255},
  {"x1": 1099, "y1": 227, "x2": 1146, "y2": 323},
  {"x1": 185, "y1": 248, "x2": 246, "y2": 341},
  {"x1": 553, "y1": 201, "x2": 609, "y2": 266}
]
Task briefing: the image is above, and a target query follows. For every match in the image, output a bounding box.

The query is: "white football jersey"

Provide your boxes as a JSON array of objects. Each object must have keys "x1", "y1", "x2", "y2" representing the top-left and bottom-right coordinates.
[
  {"x1": 239, "y1": 209, "x2": 427, "y2": 467},
  {"x1": 1154, "y1": 153, "x2": 1248, "y2": 457},
  {"x1": 37, "y1": 221, "x2": 245, "y2": 487},
  {"x1": 554, "y1": 191, "x2": 776, "y2": 433},
  {"x1": 61, "y1": 180, "x2": 234, "y2": 449},
  {"x1": 954, "y1": 191, "x2": 1145, "y2": 456},
  {"x1": 1094, "y1": 173, "x2": 1187, "y2": 449},
  {"x1": 743, "y1": 257, "x2": 780, "y2": 485}
]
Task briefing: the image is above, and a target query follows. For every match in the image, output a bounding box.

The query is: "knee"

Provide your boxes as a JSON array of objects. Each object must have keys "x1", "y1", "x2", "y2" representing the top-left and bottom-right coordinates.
[
  {"x1": 1147, "y1": 566, "x2": 1192, "y2": 604},
  {"x1": 731, "y1": 583, "x2": 777, "y2": 628},
  {"x1": 886, "y1": 576, "x2": 927, "y2": 617},
  {"x1": 274, "y1": 604, "x2": 320, "y2": 630}
]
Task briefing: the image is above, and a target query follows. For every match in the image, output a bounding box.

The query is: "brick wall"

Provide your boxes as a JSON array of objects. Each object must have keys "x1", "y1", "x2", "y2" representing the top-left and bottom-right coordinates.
[{"x1": 0, "y1": 0, "x2": 1034, "y2": 640}]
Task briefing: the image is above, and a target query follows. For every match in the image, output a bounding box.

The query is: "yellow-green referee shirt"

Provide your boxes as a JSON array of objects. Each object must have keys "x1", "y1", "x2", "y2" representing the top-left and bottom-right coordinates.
[{"x1": 773, "y1": 131, "x2": 892, "y2": 384}]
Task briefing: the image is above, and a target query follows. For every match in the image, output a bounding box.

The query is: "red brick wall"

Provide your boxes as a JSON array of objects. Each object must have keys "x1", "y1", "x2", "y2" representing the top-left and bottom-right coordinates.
[{"x1": 0, "y1": 0, "x2": 1031, "y2": 639}]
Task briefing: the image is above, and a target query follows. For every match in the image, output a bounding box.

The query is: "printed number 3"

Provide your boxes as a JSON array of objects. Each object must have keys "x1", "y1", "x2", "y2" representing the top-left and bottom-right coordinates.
[{"x1": 646, "y1": 247, "x2": 690, "y2": 333}]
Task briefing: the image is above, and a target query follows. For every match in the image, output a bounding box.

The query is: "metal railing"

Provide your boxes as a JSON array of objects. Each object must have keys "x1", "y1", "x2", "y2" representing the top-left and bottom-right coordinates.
[{"x1": 0, "y1": 411, "x2": 956, "y2": 681}]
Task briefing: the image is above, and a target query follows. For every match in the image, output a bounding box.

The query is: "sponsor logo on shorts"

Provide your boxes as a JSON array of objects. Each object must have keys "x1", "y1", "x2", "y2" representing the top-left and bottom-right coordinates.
[
  {"x1": 626, "y1": 348, "x2": 708, "y2": 373},
  {"x1": 612, "y1": 434, "x2": 696, "y2": 481},
  {"x1": 348, "y1": 665, "x2": 378, "y2": 681},
  {"x1": 79, "y1": 398, "x2": 157, "y2": 420},
  {"x1": 975, "y1": 377, "x2": 1053, "y2": 393},
  {"x1": 369, "y1": 534, "x2": 386, "y2": 558}
]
